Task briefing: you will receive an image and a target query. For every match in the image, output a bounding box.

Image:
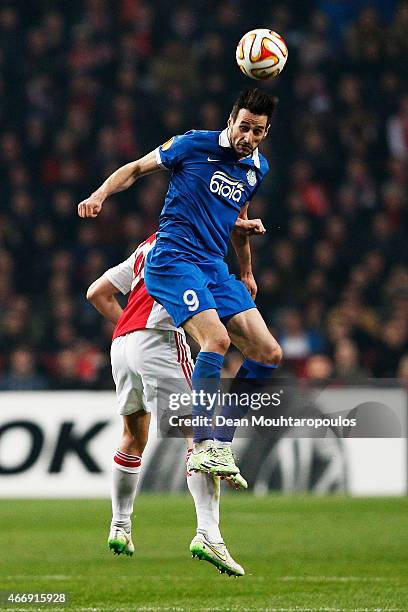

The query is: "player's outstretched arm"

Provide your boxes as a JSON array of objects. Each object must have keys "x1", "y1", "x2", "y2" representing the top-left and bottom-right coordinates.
[
  {"x1": 86, "y1": 276, "x2": 123, "y2": 324},
  {"x1": 78, "y1": 150, "x2": 161, "y2": 218}
]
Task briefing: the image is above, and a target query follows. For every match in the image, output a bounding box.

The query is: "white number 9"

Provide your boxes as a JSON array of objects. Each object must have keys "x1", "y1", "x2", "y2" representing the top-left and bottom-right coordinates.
[{"x1": 183, "y1": 289, "x2": 199, "y2": 312}]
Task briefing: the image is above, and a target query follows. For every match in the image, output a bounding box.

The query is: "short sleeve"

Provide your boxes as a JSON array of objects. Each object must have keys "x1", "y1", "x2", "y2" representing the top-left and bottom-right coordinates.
[
  {"x1": 155, "y1": 130, "x2": 196, "y2": 170},
  {"x1": 249, "y1": 156, "x2": 269, "y2": 200},
  {"x1": 104, "y1": 253, "x2": 135, "y2": 295}
]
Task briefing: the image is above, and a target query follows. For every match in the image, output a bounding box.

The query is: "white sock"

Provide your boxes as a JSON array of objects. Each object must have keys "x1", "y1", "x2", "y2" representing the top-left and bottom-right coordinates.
[
  {"x1": 186, "y1": 448, "x2": 222, "y2": 541},
  {"x1": 193, "y1": 439, "x2": 214, "y2": 452},
  {"x1": 111, "y1": 450, "x2": 142, "y2": 532}
]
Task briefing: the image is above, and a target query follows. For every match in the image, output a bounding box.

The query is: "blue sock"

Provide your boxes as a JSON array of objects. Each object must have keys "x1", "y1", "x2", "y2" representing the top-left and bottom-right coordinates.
[
  {"x1": 236, "y1": 357, "x2": 278, "y2": 379},
  {"x1": 192, "y1": 351, "x2": 224, "y2": 443},
  {"x1": 214, "y1": 358, "x2": 278, "y2": 442}
]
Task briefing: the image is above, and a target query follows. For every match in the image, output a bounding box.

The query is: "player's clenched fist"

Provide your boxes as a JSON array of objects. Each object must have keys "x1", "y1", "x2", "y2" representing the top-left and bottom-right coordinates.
[
  {"x1": 233, "y1": 217, "x2": 266, "y2": 235},
  {"x1": 78, "y1": 194, "x2": 104, "y2": 218}
]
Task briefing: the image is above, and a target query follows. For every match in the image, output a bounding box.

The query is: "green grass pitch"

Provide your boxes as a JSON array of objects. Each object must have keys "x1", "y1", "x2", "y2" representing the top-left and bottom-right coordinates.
[{"x1": 0, "y1": 495, "x2": 407, "y2": 611}]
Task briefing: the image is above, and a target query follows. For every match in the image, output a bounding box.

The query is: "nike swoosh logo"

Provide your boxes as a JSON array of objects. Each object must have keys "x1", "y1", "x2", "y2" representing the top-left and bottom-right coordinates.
[
  {"x1": 206, "y1": 543, "x2": 228, "y2": 561},
  {"x1": 207, "y1": 157, "x2": 221, "y2": 162}
]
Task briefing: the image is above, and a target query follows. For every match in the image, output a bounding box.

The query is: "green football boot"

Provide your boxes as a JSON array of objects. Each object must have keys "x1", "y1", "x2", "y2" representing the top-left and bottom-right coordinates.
[{"x1": 187, "y1": 440, "x2": 240, "y2": 476}]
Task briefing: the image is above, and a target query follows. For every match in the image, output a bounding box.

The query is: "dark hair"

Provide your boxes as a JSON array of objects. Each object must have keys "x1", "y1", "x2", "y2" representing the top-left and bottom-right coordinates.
[{"x1": 231, "y1": 88, "x2": 278, "y2": 122}]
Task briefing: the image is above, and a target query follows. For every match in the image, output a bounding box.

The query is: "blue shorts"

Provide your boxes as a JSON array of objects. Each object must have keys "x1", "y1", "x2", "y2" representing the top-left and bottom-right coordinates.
[{"x1": 145, "y1": 239, "x2": 256, "y2": 328}]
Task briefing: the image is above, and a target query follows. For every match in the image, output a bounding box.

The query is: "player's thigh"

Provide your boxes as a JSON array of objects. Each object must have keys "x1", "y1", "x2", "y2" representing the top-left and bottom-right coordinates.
[
  {"x1": 161, "y1": 331, "x2": 194, "y2": 443},
  {"x1": 136, "y1": 330, "x2": 194, "y2": 444},
  {"x1": 136, "y1": 329, "x2": 194, "y2": 412},
  {"x1": 183, "y1": 308, "x2": 230, "y2": 353},
  {"x1": 210, "y1": 271, "x2": 256, "y2": 325},
  {"x1": 145, "y1": 250, "x2": 217, "y2": 328},
  {"x1": 134, "y1": 329, "x2": 194, "y2": 383},
  {"x1": 227, "y1": 308, "x2": 283, "y2": 364},
  {"x1": 111, "y1": 335, "x2": 146, "y2": 416}
]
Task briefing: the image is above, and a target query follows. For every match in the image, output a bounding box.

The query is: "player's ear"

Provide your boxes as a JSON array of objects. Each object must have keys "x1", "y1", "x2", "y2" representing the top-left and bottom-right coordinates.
[{"x1": 227, "y1": 114, "x2": 234, "y2": 129}]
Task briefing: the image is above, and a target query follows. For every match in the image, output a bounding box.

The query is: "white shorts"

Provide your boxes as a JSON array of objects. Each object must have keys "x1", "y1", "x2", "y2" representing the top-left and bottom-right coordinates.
[{"x1": 110, "y1": 329, "x2": 194, "y2": 416}]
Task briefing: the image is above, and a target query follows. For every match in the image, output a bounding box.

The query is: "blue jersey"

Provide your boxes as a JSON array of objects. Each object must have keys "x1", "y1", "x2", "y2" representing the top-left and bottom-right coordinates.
[{"x1": 155, "y1": 128, "x2": 269, "y2": 259}]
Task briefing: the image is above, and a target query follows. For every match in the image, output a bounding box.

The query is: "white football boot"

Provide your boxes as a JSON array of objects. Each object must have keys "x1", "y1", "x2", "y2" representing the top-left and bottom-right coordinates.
[
  {"x1": 108, "y1": 526, "x2": 134, "y2": 556},
  {"x1": 190, "y1": 531, "x2": 245, "y2": 576}
]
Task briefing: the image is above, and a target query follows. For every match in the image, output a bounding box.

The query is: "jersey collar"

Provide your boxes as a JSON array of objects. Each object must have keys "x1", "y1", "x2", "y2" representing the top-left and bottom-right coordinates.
[{"x1": 218, "y1": 128, "x2": 260, "y2": 169}]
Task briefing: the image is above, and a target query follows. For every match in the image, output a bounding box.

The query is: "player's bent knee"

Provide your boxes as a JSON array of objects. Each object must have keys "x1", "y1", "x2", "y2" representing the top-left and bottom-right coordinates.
[
  {"x1": 269, "y1": 342, "x2": 283, "y2": 366},
  {"x1": 258, "y1": 341, "x2": 283, "y2": 366},
  {"x1": 272, "y1": 343, "x2": 283, "y2": 366},
  {"x1": 204, "y1": 333, "x2": 231, "y2": 355}
]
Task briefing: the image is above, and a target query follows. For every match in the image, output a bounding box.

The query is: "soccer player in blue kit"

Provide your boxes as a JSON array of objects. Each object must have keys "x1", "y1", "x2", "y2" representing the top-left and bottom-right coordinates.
[{"x1": 78, "y1": 88, "x2": 283, "y2": 487}]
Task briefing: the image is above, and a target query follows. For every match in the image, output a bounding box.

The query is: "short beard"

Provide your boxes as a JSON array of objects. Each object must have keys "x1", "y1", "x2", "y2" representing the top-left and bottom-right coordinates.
[{"x1": 228, "y1": 128, "x2": 252, "y2": 157}]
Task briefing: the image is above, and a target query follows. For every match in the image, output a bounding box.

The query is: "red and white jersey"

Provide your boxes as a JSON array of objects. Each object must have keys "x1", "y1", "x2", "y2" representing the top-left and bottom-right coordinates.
[{"x1": 104, "y1": 234, "x2": 178, "y2": 340}]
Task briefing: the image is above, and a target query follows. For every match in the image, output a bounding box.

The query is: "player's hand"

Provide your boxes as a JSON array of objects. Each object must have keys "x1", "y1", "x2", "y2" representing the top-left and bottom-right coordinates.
[
  {"x1": 77, "y1": 193, "x2": 104, "y2": 218},
  {"x1": 241, "y1": 271, "x2": 257, "y2": 299},
  {"x1": 233, "y1": 217, "x2": 266, "y2": 235}
]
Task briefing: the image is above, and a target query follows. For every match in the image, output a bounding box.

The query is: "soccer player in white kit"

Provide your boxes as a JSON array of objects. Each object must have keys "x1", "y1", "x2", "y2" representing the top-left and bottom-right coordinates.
[{"x1": 87, "y1": 233, "x2": 246, "y2": 576}]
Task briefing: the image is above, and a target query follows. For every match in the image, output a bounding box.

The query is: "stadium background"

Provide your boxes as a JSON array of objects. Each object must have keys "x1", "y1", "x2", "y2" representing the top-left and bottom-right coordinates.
[
  {"x1": 0, "y1": 0, "x2": 407, "y2": 390},
  {"x1": 1, "y1": 2, "x2": 408, "y2": 610}
]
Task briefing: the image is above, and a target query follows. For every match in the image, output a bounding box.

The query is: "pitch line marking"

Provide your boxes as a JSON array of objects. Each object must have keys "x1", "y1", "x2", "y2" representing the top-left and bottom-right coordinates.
[
  {"x1": 74, "y1": 608, "x2": 406, "y2": 612},
  {"x1": 3, "y1": 575, "x2": 71, "y2": 581},
  {"x1": 280, "y1": 575, "x2": 402, "y2": 583}
]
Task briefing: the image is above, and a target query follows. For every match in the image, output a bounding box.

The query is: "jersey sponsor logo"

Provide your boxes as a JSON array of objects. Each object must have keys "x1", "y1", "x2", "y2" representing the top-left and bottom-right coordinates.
[
  {"x1": 246, "y1": 169, "x2": 257, "y2": 187},
  {"x1": 161, "y1": 137, "x2": 174, "y2": 151},
  {"x1": 209, "y1": 171, "x2": 245, "y2": 203}
]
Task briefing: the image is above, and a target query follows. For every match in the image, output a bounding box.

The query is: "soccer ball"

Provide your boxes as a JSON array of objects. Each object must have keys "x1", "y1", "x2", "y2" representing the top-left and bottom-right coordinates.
[{"x1": 236, "y1": 29, "x2": 288, "y2": 80}]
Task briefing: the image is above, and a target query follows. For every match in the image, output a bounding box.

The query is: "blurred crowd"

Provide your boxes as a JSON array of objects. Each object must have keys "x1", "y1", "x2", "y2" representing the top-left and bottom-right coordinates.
[{"x1": 0, "y1": 0, "x2": 407, "y2": 390}]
